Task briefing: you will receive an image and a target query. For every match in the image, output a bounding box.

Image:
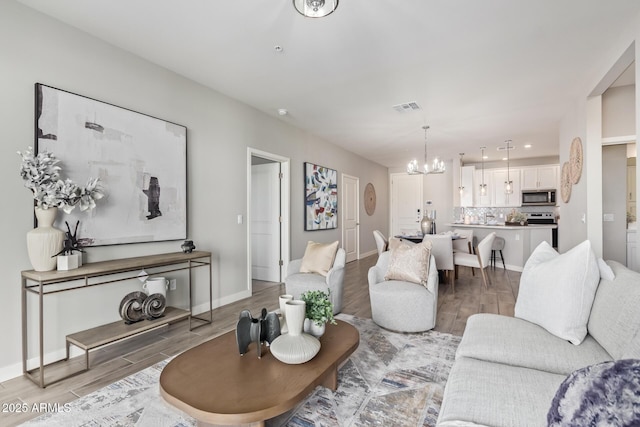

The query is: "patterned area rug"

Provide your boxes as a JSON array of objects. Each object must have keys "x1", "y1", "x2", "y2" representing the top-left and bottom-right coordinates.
[{"x1": 22, "y1": 314, "x2": 460, "y2": 427}]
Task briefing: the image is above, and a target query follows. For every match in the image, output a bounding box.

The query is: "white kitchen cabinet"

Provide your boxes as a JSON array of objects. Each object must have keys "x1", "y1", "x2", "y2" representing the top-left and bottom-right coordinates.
[
  {"x1": 474, "y1": 168, "x2": 492, "y2": 207},
  {"x1": 521, "y1": 165, "x2": 558, "y2": 190},
  {"x1": 492, "y1": 168, "x2": 521, "y2": 207},
  {"x1": 459, "y1": 165, "x2": 475, "y2": 207}
]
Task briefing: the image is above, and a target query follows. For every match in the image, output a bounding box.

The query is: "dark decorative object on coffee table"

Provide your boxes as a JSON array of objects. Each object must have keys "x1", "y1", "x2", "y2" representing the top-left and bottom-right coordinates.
[{"x1": 236, "y1": 308, "x2": 280, "y2": 358}]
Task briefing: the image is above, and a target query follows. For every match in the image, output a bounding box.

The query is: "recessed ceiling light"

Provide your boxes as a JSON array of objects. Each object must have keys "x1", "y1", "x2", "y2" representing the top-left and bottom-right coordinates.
[
  {"x1": 277, "y1": 108, "x2": 288, "y2": 116},
  {"x1": 274, "y1": 45, "x2": 284, "y2": 53},
  {"x1": 524, "y1": 144, "x2": 532, "y2": 148},
  {"x1": 502, "y1": 157, "x2": 508, "y2": 161},
  {"x1": 483, "y1": 155, "x2": 488, "y2": 159}
]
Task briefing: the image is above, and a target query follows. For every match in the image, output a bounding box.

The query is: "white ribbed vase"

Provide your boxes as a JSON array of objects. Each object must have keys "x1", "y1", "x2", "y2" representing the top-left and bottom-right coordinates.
[
  {"x1": 26, "y1": 207, "x2": 65, "y2": 272},
  {"x1": 269, "y1": 300, "x2": 320, "y2": 364},
  {"x1": 278, "y1": 294, "x2": 293, "y2": 334}
]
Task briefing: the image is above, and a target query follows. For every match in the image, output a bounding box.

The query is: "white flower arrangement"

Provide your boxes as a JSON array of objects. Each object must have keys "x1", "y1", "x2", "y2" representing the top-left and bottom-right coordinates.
[{"x1": 18, "y1": 146, "x2": 105, "y2": 213}]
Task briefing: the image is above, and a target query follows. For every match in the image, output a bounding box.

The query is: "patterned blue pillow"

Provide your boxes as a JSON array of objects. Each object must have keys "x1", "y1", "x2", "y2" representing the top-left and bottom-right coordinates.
[{"x1": 547, "y1": 359, "x2": 640, "y2": 426}]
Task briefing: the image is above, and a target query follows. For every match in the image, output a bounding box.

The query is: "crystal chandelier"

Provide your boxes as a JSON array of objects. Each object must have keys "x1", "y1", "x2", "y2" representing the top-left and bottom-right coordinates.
[
  {"x1": 479, "y1": 146, "x2": 487, "y2": 195},
  {"x1": 293, "y1": 0, "x2": 339, "y2": 18},
  {"x1": 407, "y1": 126, "x2": 445, "y2": 175},
  {"x1": 504, "y1": 140, "x2": 513, "y2": 194}
]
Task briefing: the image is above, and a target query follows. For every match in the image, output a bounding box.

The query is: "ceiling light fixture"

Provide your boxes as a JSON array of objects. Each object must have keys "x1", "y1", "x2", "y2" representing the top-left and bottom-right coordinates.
[
  {"x1": 458, "y1": 153, "x2": 465, "y2": 196},
  {"x1": 479, "y1": 147, "x2": 487, "y2": 195},
  {"x1": 293, "y1": 0, "x2": 338, "y2": 18},
  {"x1": 407, "y1": 126, "x2": 445, "y2": 175},
  {"x1": 504, "y1": 140, "x2": 513, "y2": 194}
]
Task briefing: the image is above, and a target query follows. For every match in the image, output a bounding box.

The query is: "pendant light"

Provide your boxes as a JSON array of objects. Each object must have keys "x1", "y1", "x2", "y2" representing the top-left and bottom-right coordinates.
[
  {"x1": 458, "y1": 153, "x2": 465, "y2": 196},
  {"x1": 407, "y1": 126, "x2": 445, "y2": 175},
  {"x1": 479, "y1": 146, "x2": 487, "y2": 195},
  {"x1": 504, "y1": 140, "x2": 513, "y2": 194}
]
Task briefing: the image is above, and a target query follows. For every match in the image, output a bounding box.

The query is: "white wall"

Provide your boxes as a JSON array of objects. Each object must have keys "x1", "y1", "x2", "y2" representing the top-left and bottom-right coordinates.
[
  {"x1": 0, "y1": 2, "x2": 388, "y2": 380},
  {"x1": 602, "y1": 84, "x2": 636, "y2": 138},
  {"x1": 558, "y1": 14, "x2": 640, "y2": 258}
]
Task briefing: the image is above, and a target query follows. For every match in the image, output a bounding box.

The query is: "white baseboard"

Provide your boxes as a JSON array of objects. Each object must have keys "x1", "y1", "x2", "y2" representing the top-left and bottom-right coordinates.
[{"x1": 359, "y1": 249, "x2": 378, "y2": 259}]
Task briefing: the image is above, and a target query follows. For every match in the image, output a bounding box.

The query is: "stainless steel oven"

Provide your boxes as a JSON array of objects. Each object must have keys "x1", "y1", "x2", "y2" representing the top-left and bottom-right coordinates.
[
  {"x1": 521, "y1": 190, "x2": 556, "y2": 206},
  {"x1": 526, "y1": 212, "x2": 558, "y2": 249}
]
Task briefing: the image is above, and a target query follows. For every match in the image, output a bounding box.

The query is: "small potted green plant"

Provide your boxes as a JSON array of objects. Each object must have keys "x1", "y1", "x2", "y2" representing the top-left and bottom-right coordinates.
[{"x1": 301, "y1": 290, "x2": 336, "y2": 338}]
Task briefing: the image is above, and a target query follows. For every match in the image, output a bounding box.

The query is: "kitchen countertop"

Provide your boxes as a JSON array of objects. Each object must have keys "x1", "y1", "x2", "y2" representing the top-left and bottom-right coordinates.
[{"x1": 446, "y1": 223, "x2": 557, "y2": 230}]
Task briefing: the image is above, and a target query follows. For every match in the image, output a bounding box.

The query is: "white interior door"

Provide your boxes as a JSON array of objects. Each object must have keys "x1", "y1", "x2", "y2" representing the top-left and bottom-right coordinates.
[
  {"x1": 390, "y1": 173, "x2": 423, "y2": 236},
  {"x1": 251, "y1": 162, "x2": 281, "y2": 282},
  {"x1": 342, "y1": 174, "x2": 359, "y2": 263}
]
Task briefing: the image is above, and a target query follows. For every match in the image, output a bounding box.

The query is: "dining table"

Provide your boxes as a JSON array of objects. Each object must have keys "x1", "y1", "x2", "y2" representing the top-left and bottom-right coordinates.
[{"x1": 394, "y1": 233, "x2": 465, "y2": 244}]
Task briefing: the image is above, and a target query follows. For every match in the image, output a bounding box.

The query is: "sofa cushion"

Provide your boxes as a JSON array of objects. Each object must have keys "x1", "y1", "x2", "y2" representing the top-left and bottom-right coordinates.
[
  {"x1": 437, "y1": 357, "x2": 566, "y2": 427},
  {"x1": 588, "y1": 261, "x2": 640, "y2": 359},
  {"x1": 384, "y1": 240, "x2": 432, "y2": 286},
  {"x1": 547, "y1": 359, "x2": 640, "y2": 427},
  {"x1": 514, "y1": 240, "x2": 599, "y2": 345},
  {"x1": 300, "y1": 240, "x2": 339, "y2": 276},
  {"x1": 456, "y1": 314, "x2": 612, "y2": 375}
]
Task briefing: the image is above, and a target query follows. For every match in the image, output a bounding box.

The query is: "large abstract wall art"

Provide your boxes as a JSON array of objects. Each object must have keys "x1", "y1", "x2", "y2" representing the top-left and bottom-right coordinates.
[
  {"x1": 35, "y1": 83, "x2": 187, "y2": 246},
  {"x1": 304, "y1": 162, "x2": 338, "y2": 230}
]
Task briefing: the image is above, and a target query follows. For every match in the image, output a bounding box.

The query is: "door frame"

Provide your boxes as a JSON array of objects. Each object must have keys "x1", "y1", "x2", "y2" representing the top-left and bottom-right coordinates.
[
  {"x1": 246, "y1": 148, "x2": 290, "y2": 293},
  {"x1": 341, "y1": 173, "x2": 360, "y2": 262}
]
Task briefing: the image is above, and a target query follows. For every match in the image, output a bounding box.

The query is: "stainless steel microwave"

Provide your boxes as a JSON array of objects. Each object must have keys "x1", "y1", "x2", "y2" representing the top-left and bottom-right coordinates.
[{"x1": 521, "y1": 190, "x2": 556, "y2": 206}]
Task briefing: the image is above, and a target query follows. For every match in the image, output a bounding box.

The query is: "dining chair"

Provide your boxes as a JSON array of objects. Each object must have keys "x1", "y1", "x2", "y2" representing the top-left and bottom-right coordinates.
[
  {"x1": 453, "y1": 228, "x2": 475, "y2": 276},
  {"x1": 454, "y1": 232, "x2": 496, "y2": 289},
  {"x1": 422, "y1": 234, "x2": 455, "y2": 293},
  {"x1": 373, "y1": 230, "x2": 388, "y2": 256}
]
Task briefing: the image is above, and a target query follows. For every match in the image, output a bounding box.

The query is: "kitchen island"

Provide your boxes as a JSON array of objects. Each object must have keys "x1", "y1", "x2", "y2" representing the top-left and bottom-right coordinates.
[{"x1": 444, "y1": 223, "x2": 557, "y2": 271}]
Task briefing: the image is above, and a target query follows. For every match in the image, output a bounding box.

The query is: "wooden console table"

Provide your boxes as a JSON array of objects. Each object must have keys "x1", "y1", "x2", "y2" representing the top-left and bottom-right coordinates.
[{"x1": 21, "y1": 251, "x2": 212, "y2": 388}]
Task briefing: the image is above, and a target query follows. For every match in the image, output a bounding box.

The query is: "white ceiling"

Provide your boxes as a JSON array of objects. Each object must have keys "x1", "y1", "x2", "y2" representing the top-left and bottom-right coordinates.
[{"x1": 17, "y1": 0, "x2": 640, "y2": 166}]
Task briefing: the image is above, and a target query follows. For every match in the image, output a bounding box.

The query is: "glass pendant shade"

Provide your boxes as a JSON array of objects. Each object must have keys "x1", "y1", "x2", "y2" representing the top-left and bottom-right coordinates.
[
  {"x1": 293, "y1": 0, "x2": 338, "y2": 18},
  {"x1": 479, "y1": 146, "x2": 487, "y2": 195},
  {"x1": 504, "y1": 140, "x2": 513, "y2": 194}
]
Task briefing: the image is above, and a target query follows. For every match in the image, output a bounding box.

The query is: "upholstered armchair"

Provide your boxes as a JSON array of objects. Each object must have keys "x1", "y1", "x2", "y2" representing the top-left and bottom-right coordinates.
[
  {"x1": 368, "y1": 251, "x2": 438, "y2": 332},
  {"x1": 285, "y1": 248, "x2": 346, "y2": 314}
]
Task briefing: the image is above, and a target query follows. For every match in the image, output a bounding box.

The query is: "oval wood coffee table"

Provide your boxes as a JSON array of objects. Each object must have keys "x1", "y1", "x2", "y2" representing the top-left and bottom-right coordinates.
[{"x1": 160, "y1": 319, "x2": 359, "y2": 427}]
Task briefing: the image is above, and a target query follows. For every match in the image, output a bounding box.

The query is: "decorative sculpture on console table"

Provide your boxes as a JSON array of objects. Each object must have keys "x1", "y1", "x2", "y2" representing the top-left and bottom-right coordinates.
[{"x1": 236, "y1": 308, "x2": 280, "y2": 358}]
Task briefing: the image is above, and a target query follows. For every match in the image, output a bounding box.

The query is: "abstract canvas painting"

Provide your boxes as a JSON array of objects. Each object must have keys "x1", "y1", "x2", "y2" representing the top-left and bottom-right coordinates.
[
  {"x1": 35, "y1": 84, "x2": 187, "y2": 246},
  {"x1": 304, "y1": 162, "x2": 337, "y2": 230}
]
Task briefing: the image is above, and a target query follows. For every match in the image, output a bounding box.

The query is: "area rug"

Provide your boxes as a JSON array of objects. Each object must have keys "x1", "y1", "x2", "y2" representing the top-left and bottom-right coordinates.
[{"x1": 22, "y1": 314, "x2": 461, "y2": 427}]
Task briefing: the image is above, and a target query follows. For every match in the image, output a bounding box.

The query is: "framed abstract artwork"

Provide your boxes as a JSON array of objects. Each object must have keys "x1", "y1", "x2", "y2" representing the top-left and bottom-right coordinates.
[
  {"x1": 304, "y1": 162, "x2": 338, "y2": 230},
  {"x1": 35, "y1": 83, "x2": 187, "y2": 246}
]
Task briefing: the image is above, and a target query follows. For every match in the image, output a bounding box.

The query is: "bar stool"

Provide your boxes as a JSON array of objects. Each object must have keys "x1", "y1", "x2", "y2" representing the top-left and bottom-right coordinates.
[{"x1": 491, "y1": 236, "x2": 505, "y2": 269}]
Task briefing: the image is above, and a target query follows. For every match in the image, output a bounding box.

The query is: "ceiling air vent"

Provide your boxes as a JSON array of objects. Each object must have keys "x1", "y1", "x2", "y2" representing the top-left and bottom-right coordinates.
[{"x1": 392, "y1": 102, "x2": 421, "y2": 113}]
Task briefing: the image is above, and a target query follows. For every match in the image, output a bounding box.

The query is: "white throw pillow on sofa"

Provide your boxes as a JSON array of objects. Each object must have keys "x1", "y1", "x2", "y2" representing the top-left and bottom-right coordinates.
[{"x1": 514, "y1": 240, "x2": 600, "y2": 345}]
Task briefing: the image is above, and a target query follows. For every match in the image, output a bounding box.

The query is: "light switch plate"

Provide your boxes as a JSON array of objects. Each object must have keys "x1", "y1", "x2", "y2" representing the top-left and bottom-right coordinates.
[{"x1": 603, "y1": 213, "x2": 614, "y2": 222}]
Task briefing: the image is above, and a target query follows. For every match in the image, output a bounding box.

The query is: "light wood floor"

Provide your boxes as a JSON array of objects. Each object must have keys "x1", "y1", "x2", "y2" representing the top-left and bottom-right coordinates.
[{"x1": 0, "y1": 254, "x2": 520, "y2": 426}]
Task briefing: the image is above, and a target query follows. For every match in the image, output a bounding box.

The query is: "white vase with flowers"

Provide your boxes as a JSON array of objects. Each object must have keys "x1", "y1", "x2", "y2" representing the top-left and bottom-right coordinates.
[{"x1": 18, "y1": 147, "x2": 105, "y2": 271}]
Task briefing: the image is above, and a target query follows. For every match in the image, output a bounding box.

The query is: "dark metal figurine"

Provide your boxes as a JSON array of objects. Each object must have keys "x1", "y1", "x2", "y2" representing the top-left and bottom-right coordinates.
[
  {"x1": 236, "y1": 308, "x2": 280, "y2": 358},
  {"x1": 53, "y1": 221, "x2": 84, "y2": 257}
]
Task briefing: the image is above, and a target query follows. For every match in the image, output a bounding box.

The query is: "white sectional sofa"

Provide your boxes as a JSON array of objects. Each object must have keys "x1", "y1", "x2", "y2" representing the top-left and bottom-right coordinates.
[{"x1": 437, "y1": 260, "x2": 640, "y2": 426}]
